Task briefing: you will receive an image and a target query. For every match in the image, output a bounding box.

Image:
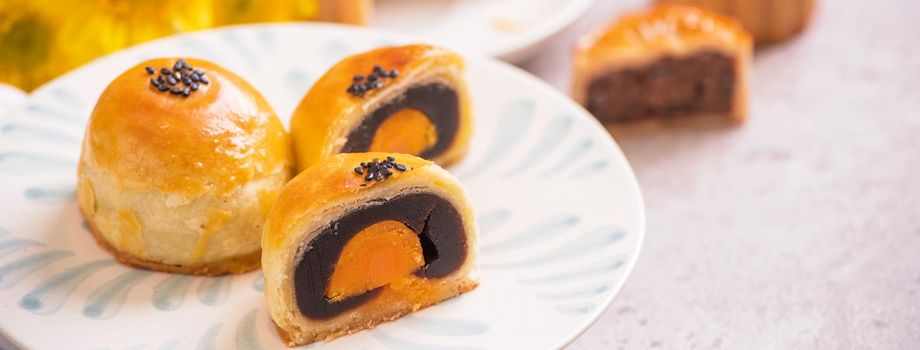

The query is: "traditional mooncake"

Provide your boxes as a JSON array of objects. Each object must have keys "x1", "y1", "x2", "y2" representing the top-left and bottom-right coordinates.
[
  {"x1": 573, "y1": 5, "x2": 752, "y2": 133},
  {"x1": 262, "y1": 153, "x2": 478, "y2": 346},
  {"x1": 657, "y1": 0, "x2": 816, "y2": 43},
  {"x1": 290, "y1": 44, "x2": 472, "y2": 172},
  {"x1": 77, "y1": 58, "x2": 293, "y2": 275}
]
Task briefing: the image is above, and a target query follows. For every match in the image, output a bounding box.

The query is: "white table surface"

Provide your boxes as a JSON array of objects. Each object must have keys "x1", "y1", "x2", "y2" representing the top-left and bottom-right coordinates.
[
  {"x1": 3, "y1": 0, "x2": 918, "y2": 348},
  {"x1": 528, "y1": 0, "x2": 920, "y2": 349}
]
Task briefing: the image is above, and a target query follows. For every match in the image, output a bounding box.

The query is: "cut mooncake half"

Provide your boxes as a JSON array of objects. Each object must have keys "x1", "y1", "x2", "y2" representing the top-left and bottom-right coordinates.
[
  {"x1": 573, "y1": 5, "x2": 752, "y2": 134},
  {"x1": 290, "y1": 44, "x2": 473, "y2": 172},
  {"x1": 262, "y1": 152, "x2": 478, "y2": 346}
]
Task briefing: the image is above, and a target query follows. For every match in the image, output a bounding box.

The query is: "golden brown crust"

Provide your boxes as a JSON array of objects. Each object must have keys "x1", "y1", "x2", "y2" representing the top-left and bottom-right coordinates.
[
  {"x1": 289, "y1": 45, "x2": 472, "y2": 172},
  {"x1": 83, "y1": 58, "x2": 291, "y2": 197},
  {"x1": 82, "y1": 210, "x2": 260, "y2": 276},
  {"x1": 263, "y1": 152, "x2": 435, "y2": 251},
  {"x1": 656, "y1": 0, "x2": 816, "y2": 44}
]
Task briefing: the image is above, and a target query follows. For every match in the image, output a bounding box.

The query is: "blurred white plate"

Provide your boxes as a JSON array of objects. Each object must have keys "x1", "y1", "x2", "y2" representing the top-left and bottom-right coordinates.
[
  {"x1": 374, "y1": 0, "x2": 595, "y2": 62},
  {"x1": 0, "y1": 84, "x2": 26, "y2": 122},
  {"x1": 0, "y1": 23, "x2": 643, "y2": 349}
]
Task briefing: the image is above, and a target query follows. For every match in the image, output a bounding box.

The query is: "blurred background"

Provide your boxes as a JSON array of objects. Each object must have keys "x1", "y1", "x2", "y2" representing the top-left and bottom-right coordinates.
[{"x1": 2, "y1": 0, "x2": 919, "y2": 348}]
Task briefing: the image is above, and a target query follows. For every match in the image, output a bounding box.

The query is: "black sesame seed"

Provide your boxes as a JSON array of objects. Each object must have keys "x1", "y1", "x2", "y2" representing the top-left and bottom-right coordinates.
[
  {"x1": 190, "y1": 74, "x2": 200, "y2": 82},
  {"x1": 167, "y1": 76, "x2": 177, "y2": 85},
  {"x1": 373, "y1": 65, "x2": 384, "y2": 74},
  {"x1": 386, "y1": 156, "x2": 395, "y2": 161},
  {"x1": 150, "y1": 78, "x2": 159, "y2": 87},
  {"x1": 194, "y1": 69, "x2": 204, "y2": 75},
  {"x1": 200, "y1": 75, "x2": 210, "y2": 84},
  {"x1": 395, "y1": 164, "x2": 406, "y2": 171},
  {"x1": 157, "y1": 84, "x2": 169, "y2": 91},
  {"x1": 365, "y1": 173, "x2": 374, "y2": 181},
  {"x1": 190, "y1": 83, "x2": 199, "y2": 91},
  {"x1": 367, "y1": 74, "x2": 378, "y2": 82},
  {"x1": 161, "y1": 68, "x2": 171, "y2": 75},
  {"x1": 360, "y1": 162, "x2": 367, "y2": 167},
  {"x1": 182, "y1": 78, "x2": 191, "y2": 85},
  {"x1": 389, "y1": 69, "x2": 398, "y2": 78},
  {"x1": 182, "y1": 88, "x2": 190, "y2": 97},
  {"x1": 169, "y1": 87, "x2": 183, "y2": 95},
  {"x1": 353, "y1": 75, "x2": 364, "y2": 82},
  {"x1": 145, "y1": 66, "x2": 155, "y2": 74},
  {"x1": 375, "y1": 172, "x2": 384, "y2": 181},
  {"x1": 354, "y1": 167, "x2": 363, "y2": 174}
]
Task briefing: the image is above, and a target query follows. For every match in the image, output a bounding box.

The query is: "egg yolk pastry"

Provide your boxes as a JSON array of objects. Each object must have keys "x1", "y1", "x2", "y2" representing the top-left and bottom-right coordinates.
[
  {"x1": 573, "y1": 5, "x2": 752, "y2": 133},
  {"x1": 262, "y1": 153, "x2": 478, "y2": 346},
  {"x1": 77, "y1": 58, "x2": 293, "y2": 275},
  {"x1": 290, "y1": 44, "x2": 472, "y2": 172}
]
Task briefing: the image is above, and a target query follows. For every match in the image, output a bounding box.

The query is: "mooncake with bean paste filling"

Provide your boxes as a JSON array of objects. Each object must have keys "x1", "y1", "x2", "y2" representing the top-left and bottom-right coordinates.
[
  {"x1": 573, "y1": 5, "x2": 752, "y2": 133},
  {"x1": 262, "y1": 152, "x2": 478, "y2": 346},
  {"x1": 290, "y1": 44, "x2": 473, "y2": 172}
]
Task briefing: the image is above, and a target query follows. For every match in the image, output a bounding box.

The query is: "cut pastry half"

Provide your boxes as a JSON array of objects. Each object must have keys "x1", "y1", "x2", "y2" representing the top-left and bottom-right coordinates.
[
  {"x1": 262, "y1": 152, "x2": 478, "y2": 346},
  {"x1": 290, "y1": 44, "x2": 473, "y2": 172}
]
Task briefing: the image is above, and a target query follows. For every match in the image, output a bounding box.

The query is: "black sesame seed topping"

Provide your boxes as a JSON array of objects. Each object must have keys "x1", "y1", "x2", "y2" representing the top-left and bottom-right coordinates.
[
  {"x1": 355, "y1": 156, "x2": 408, "y2": 182},
  {"x1": 347, "y1": 65, "x2": 399, "y2": 97},
  {"x1": 145, "y1": 59, "x2": 208, "y2": 97}
]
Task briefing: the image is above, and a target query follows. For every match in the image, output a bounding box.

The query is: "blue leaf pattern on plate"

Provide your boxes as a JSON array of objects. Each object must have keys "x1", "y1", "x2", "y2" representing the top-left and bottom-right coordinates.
[
  {"x1": 235, "y1": 308, "x2": 264, "y2": 350},
  {"x1": 458, "y1": 99, "x2": 535, "y2": 180},
  {"x1": 504, "y1": 116, "x2": 573, "y2": 176},
  {"x1": 197, "y1": 275, "x2": 233, "y2": 306},
  {"x1": 152, "y1": 275, "x2": 194, "y2": 311},
  {"x1": 197, "y1": 323, "x2": 224, "y2": 350},
  {"x1": 0, "y1": 250, "x2": 73, "y2": 289},
  {"x1": 0, "y1": 238, "x2": 43, "y2": 260},
  {"x1": 83, "y1": 269, "x2": 152, "y2": 319},
  {"x1": 20, "y1": 259, "x2": 115, "y2": 314}
]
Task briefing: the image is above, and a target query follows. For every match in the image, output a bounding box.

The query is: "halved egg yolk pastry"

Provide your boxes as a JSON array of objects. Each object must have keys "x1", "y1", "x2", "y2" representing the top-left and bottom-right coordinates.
[
  {"x1": 290, "y1": 44, "x2": 473, "y2": 172},
  {"x1": 262, "y1": 153, "x2": 478, "y2": 346},
  {"x1": 77, "y1": 58, "x2": 293, "y2": 275}
]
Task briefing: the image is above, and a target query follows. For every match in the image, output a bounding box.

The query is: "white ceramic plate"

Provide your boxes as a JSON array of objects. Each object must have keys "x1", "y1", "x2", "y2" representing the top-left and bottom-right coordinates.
[
  {"x1": 0, "y1": 24, "x2": 643, "y2": 349},
  {"x1": 374, "y1": 0, "x2": 595, "y2": 62},
  {"x1": 0, "y1": 84, "x2": 26, "y2": 122}
]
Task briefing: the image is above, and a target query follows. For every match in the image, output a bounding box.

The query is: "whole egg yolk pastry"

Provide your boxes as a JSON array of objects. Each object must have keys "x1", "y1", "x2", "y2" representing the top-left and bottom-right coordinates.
[
  {"x1": 262, "y1": 152, "x2": 478, "y2": 346},
  {"x1": 77, "y1": 58, "x2": 293, "y2": 275},
  {"x1": 289, "y1": 44, "x2": 473, "y2": 172}
]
